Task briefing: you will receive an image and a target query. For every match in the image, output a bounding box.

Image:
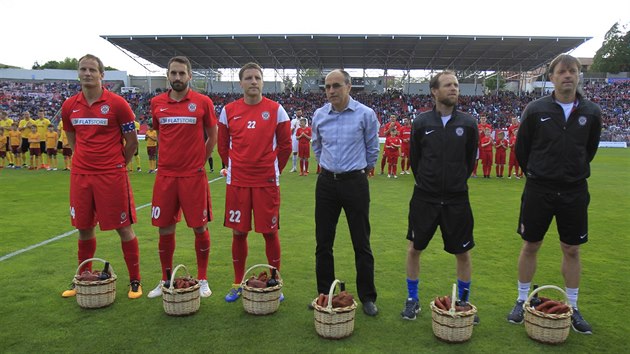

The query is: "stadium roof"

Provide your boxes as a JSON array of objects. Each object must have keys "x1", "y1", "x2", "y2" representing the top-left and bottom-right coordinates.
[{"x1": 101, "y1": 34, "x2": 592, "y2": 73}]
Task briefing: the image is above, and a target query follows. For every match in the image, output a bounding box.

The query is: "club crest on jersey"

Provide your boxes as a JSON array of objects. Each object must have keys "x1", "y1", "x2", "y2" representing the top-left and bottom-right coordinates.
[
  {"x1": 578, "y1": 116, "x2": 587, "y2": 126},
  {"x1": 455, "y1": 127, "x2": 464, "y2": 136},
  {"x1": 262, "y1": 111, "x2": 270, "y2": 120},
  {"x1": 188, "y1": 103, "x2": 197, "y2": 112},
  {"x1": 100, "y1": 105, "x2": 110, "y2": 114}
]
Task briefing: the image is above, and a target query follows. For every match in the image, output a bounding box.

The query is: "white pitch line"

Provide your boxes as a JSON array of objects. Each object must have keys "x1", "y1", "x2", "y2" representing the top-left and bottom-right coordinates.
[{"x1": 0, "y1": 176, "x2": 224, "y2": 262}]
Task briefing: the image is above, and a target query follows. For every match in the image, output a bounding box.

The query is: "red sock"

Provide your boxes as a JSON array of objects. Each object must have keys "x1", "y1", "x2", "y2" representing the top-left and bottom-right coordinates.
[
  {"x1": 78, "y1": 238, "x2": 97, "y2": 272},
  {"x1": 496, "y1": 165, "x2": 500, "y2": 176},
  {"x1": 195, "y1": 230, "x2": 210, "y2": 280},
  {"x1": 401, "y1": 158, "x2": 406, "y2": 171},
  {"x1": 380, "y1": 157, "x2": 386, "y2": 173},
  {"x1": 121, "y1": 237, "x2": 141, "y2": 282},
  {"x1": 500, "y1": 165, "x2": 504, "y2": 177},
  {"x1": 263, "y1": 231, "x2": 281, "y2": 271},
  {"x1": 232, "y1": 232, "x2": 248, "y2": 284},
  {"x1": 158, "y1": 233, "x2": 175, "y2": 281},
  {"x1": 473, "y1": 160, "x2": 478, "y2": 175},
  {"x1": 305, "y1": 160, "x2": 309, "y2": 172}
]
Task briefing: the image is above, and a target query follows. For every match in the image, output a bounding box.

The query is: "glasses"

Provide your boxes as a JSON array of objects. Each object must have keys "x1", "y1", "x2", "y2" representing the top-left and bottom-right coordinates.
[{"x1": 325, "y1": 83, "x2": 345, "y2": 90}]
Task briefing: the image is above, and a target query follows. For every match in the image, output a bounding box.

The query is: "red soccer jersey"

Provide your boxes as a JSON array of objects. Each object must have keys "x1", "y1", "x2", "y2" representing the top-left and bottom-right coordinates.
[
  {"x1": 399, "y1": 125, "x2": 411, "y2": 144},
  {"x1": 508, "y1": 122, "x2": 520, "y2": 140},
  {"x1": 480, "y1": 135, "x2": 493, "y2": 152},
  {"x1": 218, "y1": 97, "x2": 292, "y2": 187},
  {"x1": 296, "y1": 126, "x2": 312, "y2": 145},
  {"x1": 61, "y1": 89, "x2": 135, "y2": 174},
  {"x1": 385, "y1": 136, "x2": 402, "y2": 156},
  {"x1": 151, "y1": 90, "x2": 217, "y2": 176}
]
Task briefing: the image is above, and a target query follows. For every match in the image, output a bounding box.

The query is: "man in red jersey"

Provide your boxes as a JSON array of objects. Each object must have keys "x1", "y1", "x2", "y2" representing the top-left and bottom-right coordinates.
[
  {"x1": 60, "y1": 54, "x2": 142, "y2": 299},
  {"x1": 217, "y1": 62, "x2": 292, "y2": 303},
  {"x1": 380, "y1": 114, "x2": 402, "y2": 174},
  {"x1": 472, "y1": 115, "x2": 492, "y2": 177},
  {"x1": 399, "y1": 117, "x2": 412, "y2": 174},
  {"x1": 146, "y1": 56, "x2": 217, "y2": 299},
  {"x1": 507, "y1": 116, "x2": 520, "y2": 140}
]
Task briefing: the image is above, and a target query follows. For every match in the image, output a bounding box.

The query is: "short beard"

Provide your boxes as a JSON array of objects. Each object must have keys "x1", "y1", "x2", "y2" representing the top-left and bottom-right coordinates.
[
  {"x1": 438, "y1": 96, "x2": 457, "y2": 107},
  {"x1": 170, "y1": 81, "x2": 187, "y2": 92}
]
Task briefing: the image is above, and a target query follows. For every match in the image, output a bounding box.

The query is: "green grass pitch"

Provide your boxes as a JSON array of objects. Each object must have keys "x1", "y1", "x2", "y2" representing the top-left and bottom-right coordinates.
[{"x1": 0, "y1": 144, "x2": 628, "y2": 353}]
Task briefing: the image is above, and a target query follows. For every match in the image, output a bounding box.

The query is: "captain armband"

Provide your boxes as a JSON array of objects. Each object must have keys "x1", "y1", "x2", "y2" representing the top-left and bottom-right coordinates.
[{"x1": 121, "y1": 121, "x2": 136, "y2": 134}]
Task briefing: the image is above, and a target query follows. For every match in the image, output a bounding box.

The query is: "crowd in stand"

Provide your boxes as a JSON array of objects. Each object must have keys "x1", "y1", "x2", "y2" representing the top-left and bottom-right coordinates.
[{"x1": 2, "y1": 79, "x2": 629, "y2": 143}]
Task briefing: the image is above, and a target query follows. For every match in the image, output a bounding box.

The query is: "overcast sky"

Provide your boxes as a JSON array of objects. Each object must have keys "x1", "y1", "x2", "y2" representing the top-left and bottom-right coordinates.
[{"x1": 2, "y1": 0, "x2": 628, "y2": 76}]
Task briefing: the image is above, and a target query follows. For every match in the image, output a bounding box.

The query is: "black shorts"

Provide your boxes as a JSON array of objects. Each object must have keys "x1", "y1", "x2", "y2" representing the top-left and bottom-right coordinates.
[
  {"x1": 20, "y1": 138, "x2": 29, "y2": 153},
  {"x1": 406, "y1": 192, "x2": 474, "y2": 254},
  {"x1": 517, "y1": 188, "x2": 589, "y2": 245},
  {"x1": 57, "y1": 141, "x2": 63, "y2": 150}
]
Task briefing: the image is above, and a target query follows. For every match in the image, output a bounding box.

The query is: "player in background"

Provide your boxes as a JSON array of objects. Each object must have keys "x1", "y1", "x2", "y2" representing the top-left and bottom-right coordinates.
[
  {"x1": 380, "y1": 114, "x2": 402, "y2": 174},
  {"x1": 479, "y1": 127, "x2": 493, "y2": 178},
  {"x1": 8, "y1": 123, "x2": 22, "y2": 168},
  {"x1": 60, "y1": 54, "x2": 143, "y2": 299},
  {"x1": 45, "y1": 124, "x2": 59, "y2": 171},
  {"x1": 18, "y1": 111, "x2": 35, "y2": 167},
  {"x1": 0, "y1": 127, "x2": 6, "y2": 168},
  {"x1": 494, "y1": 131, "x2": 508, "y2": 178},
  {"x1": 507, "y1": 116, "x2": 520, "y2": 140},
  {"x1": 35, "y1": 109, "x2": 51, "y2": 168},
  {"x1": 399, "y1": 117, "x2": 412, "y2": 174},
  {"x1": 472, "y1": 115, "x2": 491, "y2": 177},
  {"x1": 146, "y1": 56, "x2": 217, "y2": 299},
  {"x1": 507, "y1": 128, "x2": 521, "y2": 179},
  {"x1": 145, "y1": 123, "x2": 158, "y2": 173},
  {"x1": 289, "y1": 109, "x2": 306, "y2": 172},
  {"x1": 0, "y1": 111, "x2": 15, "y2": 167},
  {"x1": 217, "y1": 62, "x2": 292, "y2": 303},
  {"x1": 384, "y1": 127, "x2": 401, "y2": 178},
  {"x1": 27, "y1": 125, "x2": 41, "y2": 170},
  {"x1": 59, "y1": 120, "x2": 73, "y2": 171},
  {"x1": 127, "y1": 119, "x2": 142, "y2": 172},
  {"x1": 296, "y1": 117, "x2": 312, "y2": 176}
]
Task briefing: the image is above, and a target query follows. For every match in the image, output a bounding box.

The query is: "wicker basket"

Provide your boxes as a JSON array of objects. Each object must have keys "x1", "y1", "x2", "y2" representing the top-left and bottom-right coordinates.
[
  {"x1": 162, "y1": 264, "x2": 200, "y2": 316},
  {"x1": 312, "y1": 279, "x2": 357, "y2": 339},
  {"x1": 241, "y1": 264, "x2": 283, "y2": 315},
  {"x1": 524, "y1": 285, "x2": 573, "y2": 344},
  {"x1": 430, "y1": 283, "x2": 477, "y2": 343},
  {"x1": 73, "y1": 257, "x2": 117, "y2": 309}
]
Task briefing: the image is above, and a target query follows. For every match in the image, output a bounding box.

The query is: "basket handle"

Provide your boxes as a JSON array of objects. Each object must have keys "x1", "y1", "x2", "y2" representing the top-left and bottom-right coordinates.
[
  {"x1": 74, "y1": 257, "x2": 116, "y2": 277},
  {"x1": 449, "y1": 283, "x2": 457, "y2": 315},
  {"x1": 168, "y1": 264, "x2": 190, "y2": 290},
  {"x1": 325, "y1": 279, "x2": 343, "y2": 311},
  {"x1": 525, "y1": 284, "x2": 569, "y2": 306},
  {"x1": 240, "y1": 263, "x2": 281, "y2": 286}
]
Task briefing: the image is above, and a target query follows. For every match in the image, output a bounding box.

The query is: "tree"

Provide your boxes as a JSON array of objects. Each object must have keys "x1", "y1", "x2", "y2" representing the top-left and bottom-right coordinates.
[
  {"x1": 484, "y1": 74, "x2": 506, "y2": 91},
  {"x1": 590, "y1": 22, "x2": 630, "y2": 73},
  {"x1": 31, "y1": 57, "x2": 118, "y2": 71}
]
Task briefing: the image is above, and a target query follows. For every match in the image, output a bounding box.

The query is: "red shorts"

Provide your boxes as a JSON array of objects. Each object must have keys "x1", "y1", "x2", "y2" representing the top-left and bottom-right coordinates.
[
  {"x1": 147, "y1": 146, "x2": 157, "y2": 158},
  {"x1": 47, "y1": 148, "x2": 57, "y2": 156},
  {"x1": 70, "y1": 172, "x2": 137, "y2": 231},
  {"x1": 495, "y1": 150, "x2": 506, "y2": 164},
  {"x1": 29, "y1": 148, "x2": 41, "y2": 156},
  {"x1": 63, "y1": 147, "x2": 73, "y2": 157},
  {"x1": 151, "y1": 173, "x2": 212, "y2": 228},
  {"x1": 11, "y1": 145, "x2": 20, "y2": 154},
  {"x1": 224, "y1": 185, "x2": 280, "y2": 233},
  {"x1": 401, "y1": 144, "x2": 410, "y2": 157},
  {"x1": 298, "y1": 142, "x2": 310, "y2": 158}
]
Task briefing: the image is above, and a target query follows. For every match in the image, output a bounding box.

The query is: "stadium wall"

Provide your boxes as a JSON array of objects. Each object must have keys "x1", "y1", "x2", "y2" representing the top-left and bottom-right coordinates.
[{"x1": 0, "y1": 68, "x2": 129, "y2": 85}]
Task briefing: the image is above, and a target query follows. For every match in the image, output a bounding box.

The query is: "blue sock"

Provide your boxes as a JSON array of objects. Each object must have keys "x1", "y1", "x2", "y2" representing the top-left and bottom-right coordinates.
[
  {"x1": 457, "y1": 279, "x2": 471, "y2": 302},
  {"x1": 407, "y1": 278, "x2": 419, "y2": 300}
]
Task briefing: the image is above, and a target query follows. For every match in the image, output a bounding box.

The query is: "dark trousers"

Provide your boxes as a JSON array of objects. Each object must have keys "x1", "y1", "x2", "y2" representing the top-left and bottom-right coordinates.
[{"x1": 315, "y1": 171, "x2": 377, "y2": 303}]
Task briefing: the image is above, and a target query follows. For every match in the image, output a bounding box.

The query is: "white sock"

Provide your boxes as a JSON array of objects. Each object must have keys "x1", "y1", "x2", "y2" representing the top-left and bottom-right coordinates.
[
  {"x1": 292, "y1": 155, "x2": 297, "y2": 168},
  {"x1": 518, "y1": 281, "x2": 531, "y2": 301},
  {"x1": 566, "y1": 287, "x2": 579, "y2": 308}
]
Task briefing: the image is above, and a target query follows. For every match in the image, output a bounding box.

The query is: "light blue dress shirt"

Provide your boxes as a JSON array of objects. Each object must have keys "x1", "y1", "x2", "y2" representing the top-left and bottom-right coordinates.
[{"x1": 312, "y1": 97, "x2": 380, "y2": 173}]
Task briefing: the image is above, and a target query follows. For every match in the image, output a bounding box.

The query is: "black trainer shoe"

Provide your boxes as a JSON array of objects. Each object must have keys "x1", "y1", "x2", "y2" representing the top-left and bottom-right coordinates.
[
  {"x1": 507, "y1": 300, "x2": 525, "y2": 324},
  {"x1": 571, "y1": 307, "x2": 592, "y2": 334},
  {"x1": 473, "y1": 314, "x2": 480, "y2": 325},
  {"x1": 401, "y1": 298, "x2": 420, "y2": 320}
]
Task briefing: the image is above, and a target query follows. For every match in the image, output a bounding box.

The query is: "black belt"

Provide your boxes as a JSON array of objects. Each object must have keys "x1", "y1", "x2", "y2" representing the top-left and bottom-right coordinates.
[{"x1": 320, "y1": 168, "x2": 365, "y2": 180}]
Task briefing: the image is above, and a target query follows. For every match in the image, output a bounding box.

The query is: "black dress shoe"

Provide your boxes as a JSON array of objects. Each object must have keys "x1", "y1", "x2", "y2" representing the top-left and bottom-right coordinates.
[{"x1": 363, "y1": 301, "x2": 378, "y2": 316}]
